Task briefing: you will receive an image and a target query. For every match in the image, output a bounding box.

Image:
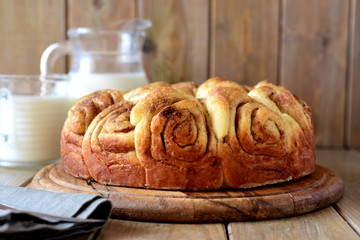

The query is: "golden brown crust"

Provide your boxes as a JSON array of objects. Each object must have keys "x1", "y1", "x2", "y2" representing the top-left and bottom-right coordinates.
[
  {"x1": 131, "y1": 87, "x2": 223, "y2": 190},
  {"x1": 123, "y1": 81, "x2": 170, "y2": 102},
  {"x1": 203, "y1": 85, "x2": 291, "y2": 188},
  {"x1": 60, "y1": 79, "x2": 315, "y2": 190},
  {"x1": 196, "y1": 77, "x2": 247, "y2": 99},
  {"x1": 248, "y1": 81, "x2": 315, "y2": 179},
  {"x1": 61, "y1": 89, "x2": 123, "y2": 179},
  {"x1": 82, "y1": 100, "x2": 146, "y2": 187},
  {"x1": 171, "y1": 81, "x2": 198, "y2": 96}
]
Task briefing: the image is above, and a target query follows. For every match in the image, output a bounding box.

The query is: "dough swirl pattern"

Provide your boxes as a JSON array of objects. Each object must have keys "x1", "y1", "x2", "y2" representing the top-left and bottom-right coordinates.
[{"x1": 60, "y1": 78, "x2": 315, "y2": 190}]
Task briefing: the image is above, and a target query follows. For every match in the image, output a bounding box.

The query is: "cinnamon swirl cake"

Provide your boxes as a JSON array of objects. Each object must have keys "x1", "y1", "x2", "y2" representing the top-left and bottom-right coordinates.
[{"x1": 60, "y1": 78, "x2": 315, "y2": 190}]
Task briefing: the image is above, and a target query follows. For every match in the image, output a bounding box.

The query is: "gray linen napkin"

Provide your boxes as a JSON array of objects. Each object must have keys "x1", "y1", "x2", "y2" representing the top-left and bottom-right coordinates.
[{"x1": 0, "y1": 184, "x2": 112, "y2": 239}]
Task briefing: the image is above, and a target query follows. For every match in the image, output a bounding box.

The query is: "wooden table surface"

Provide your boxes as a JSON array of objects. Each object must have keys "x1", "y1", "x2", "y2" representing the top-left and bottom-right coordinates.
[{"x1": 1, "y1": 148, "x2": 359, "y2": 240}]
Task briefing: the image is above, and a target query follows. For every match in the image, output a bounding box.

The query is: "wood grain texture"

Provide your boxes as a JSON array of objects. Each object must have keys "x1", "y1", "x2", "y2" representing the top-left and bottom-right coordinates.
[
  {"x1": 347, "y1": 0, "x2": 360, "y2": 148},
  {"x1": 0, "y1": 1, "x2": 357, "y2": 149},
  {"x1": 0, "y1": 0, "x2": 66, "y2": 74},
  {"x1": 97, "y1": 219, "x2": 227, "y2": 240},
  {"x1": 228, "y1": 207, "x2": 360, "y2": 240},
  {"x1": 67, "y1": 0, "x2": 136, "y2": 28},
  {"x1": 211, "y1": 0, "x2": 280, "y2": 85},
  {"x1": 138, "y1": 0, "x2": 209, "y2": 84},
  {"x1": 280, "y1": 0, "x2": 349, "y2": 147},
  {"x1": 316, "y1": 149, "x2": 360, "y2": 235},
  {"x1": 30, "y1": 163, "x2": 344, "y2": 223},
  {"x1": 0, "y1": 168, "x2": 37, "y2": 187}
]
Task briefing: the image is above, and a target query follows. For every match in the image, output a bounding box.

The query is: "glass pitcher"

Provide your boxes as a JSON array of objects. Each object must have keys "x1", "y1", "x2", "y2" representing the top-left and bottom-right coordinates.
[{"x1": 41, "y1": 18, "x2": 152, "y2": 99}]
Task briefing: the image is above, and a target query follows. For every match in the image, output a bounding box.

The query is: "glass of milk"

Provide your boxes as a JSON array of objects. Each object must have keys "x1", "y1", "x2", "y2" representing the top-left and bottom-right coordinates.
[
  {"x1": 40, "y1": 18, "x2": 152, "y2": 99},
  {"x1": 0, "y1": 75, "x2": 69, "y2": 167}
]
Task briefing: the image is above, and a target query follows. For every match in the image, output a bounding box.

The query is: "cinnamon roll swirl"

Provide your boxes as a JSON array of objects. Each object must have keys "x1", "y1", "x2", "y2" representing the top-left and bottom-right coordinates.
[
  {"x1": 248, "y1": 81, "x2": 315, "y2": 178},
  {"x1": 60, "y1": 78, "x2": 315, "y2": 190},
  {"x1": 60, "y1": 90, "x2": 123, "y2": 179},
  {"x1": 203, "y1": 83, "x2": 289, "y2": 188},
  {"x1": 82, "y1": 100, "x2": 145, "y2": 187},
  {"x1": 130, "y1": 87, "x2": 223, "y2": 190}
]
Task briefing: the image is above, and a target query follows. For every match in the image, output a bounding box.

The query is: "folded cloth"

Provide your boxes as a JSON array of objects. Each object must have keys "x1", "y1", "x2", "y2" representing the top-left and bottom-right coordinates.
[{"x1": 0, "y1": 184, "x2": 112, "y2": 240}]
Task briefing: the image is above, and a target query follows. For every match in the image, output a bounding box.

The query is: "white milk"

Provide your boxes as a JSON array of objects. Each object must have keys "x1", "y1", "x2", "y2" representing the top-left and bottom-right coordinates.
[
  {"x1": 0, "y1": 96, "x2": 69, "y2": 163},
  {"x1": 69, "y1": 72, "x2": 149, "y2": 98}
]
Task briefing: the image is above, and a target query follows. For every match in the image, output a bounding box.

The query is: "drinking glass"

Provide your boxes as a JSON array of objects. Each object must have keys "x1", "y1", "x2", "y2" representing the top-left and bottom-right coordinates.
[{"x1": 0, "y1": 75, "x2": 69, "y2": 167}]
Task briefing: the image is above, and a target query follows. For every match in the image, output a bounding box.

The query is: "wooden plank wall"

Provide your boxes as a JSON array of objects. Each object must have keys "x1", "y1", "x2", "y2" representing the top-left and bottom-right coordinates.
[
  {"x1": 280, "y1": 0, "x2": 349, "y2": 147},
  {"x1": 0, "y1": 0, "x2": 359, "y2": 148},
  {"x1": 348, "y1": 0, "x2": 360, "y2": 148},
  {"x1": 0, "y1": 0, "x2": 66, "y2": 74}
]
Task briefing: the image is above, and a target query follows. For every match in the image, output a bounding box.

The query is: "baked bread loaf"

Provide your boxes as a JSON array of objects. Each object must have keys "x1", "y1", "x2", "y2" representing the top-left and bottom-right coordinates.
[{"x1": 60, "y1": 78, "x2": 315, "y2": 190}]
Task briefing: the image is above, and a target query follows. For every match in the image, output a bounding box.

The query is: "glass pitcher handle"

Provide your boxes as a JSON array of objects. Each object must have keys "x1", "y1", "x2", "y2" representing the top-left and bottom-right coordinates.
[
  {"x1": 40, "y1": 41, "x2": 72, "y2": 75},
  {"x1": 0, "y1": 89, "x2": 11, "y2": 143}
]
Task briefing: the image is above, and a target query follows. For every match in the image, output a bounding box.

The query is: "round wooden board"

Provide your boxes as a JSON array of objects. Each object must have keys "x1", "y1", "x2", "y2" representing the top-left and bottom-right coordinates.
[{"x1": 30, "y1": 163, "x2": 344, "y2": 223}]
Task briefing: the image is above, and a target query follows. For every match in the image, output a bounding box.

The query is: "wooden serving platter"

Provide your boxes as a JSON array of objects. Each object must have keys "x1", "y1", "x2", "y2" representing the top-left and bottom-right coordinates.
[{"x1": 30, "y1": 163, "x2": 344, "y2": 223}]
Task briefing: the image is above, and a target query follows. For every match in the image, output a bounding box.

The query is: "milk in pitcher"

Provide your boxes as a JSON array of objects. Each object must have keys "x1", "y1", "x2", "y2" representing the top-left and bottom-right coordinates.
[{"x1": 68, "y1": 72, "x2": 148, "y2": 98}]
